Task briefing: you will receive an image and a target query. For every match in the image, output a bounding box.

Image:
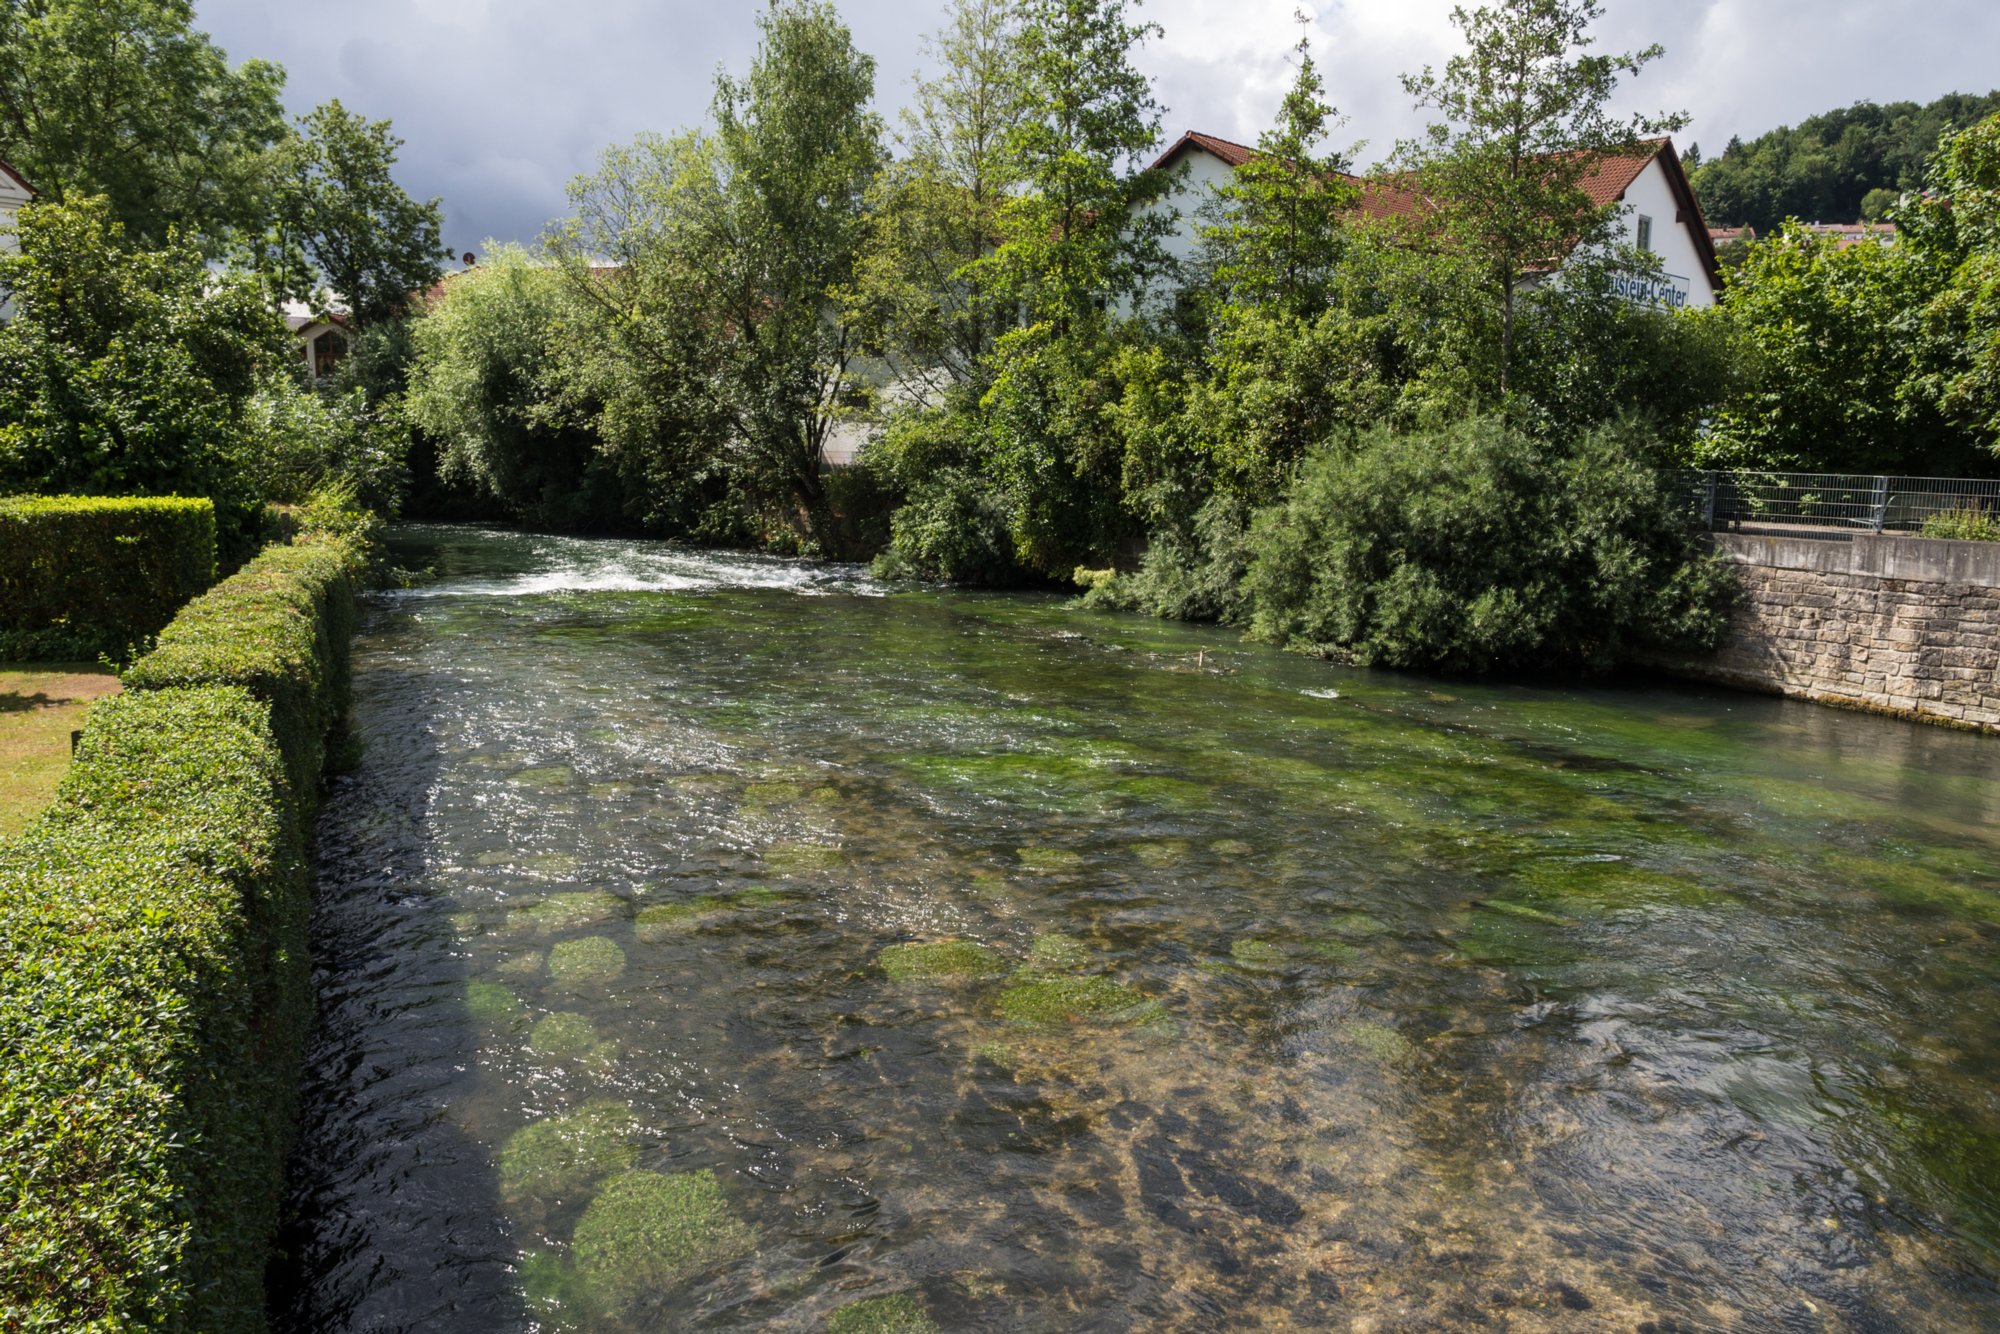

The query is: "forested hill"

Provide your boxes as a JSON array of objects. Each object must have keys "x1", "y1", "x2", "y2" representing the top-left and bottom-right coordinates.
[{"x1": 1689, "y1": 90, "x2": 2000, "y2": 230}]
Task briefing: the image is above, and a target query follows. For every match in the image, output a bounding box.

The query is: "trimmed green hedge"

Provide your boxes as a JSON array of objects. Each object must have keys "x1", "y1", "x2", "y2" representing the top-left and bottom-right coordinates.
[
  {"x1": 0, "y1": 496, "x2": 216, "y2": 661},
  {"x1": 124, "y1": 537, "x2": 362, "y2": 810},
  {"x1": 0, "y1": 526, "x2": 369, "y2": 1333}
]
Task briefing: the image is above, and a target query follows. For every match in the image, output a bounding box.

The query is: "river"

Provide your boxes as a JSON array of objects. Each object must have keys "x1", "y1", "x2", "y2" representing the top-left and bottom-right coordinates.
[{"x1": 274, "y1": 525, "x2": 2000, "y2": 1332}]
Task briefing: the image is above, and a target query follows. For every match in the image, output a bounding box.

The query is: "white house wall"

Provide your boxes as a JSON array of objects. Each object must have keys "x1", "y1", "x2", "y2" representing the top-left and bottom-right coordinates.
[
  {"x1": 0, "y1": 175, "x2": 29, "y2": 322},
  {"x1": 1135, "y1": 144, "x2": 1717, "y2": 313},
  {"x1": 1607, "y1": 157, "x2": 1715, "y2": 310}
]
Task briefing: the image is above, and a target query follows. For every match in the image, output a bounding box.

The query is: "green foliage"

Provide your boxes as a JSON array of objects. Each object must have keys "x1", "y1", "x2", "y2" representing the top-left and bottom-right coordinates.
[
  {"x1": 1200, "y1": 25, "x2": 1356, "y2": 318},
  {"x1": 848, "y1": 0, "x2": 1027, "y2": 390},
  {"x1": 263, "y1": 100, "x2": 448, "y2": 326},
  {"x1": 0, "y1": 521, "x2": 360, "y2": 1332},
  {"x1": 123, "y1": 533, "x2": 370, "y2": 809},
  {"x1": 1696, "y1": 162, "x2": 1999, "y2": 475},
  {"x1": 404, "y1": 246, "x2": 629, "y2": 529},
  {"x1": 1920, "y1": 506, "x2": 2000, "y2": 542},
  {"x1": 0, "y1": 496, "x2": 215, "y2": 661},
  {"x1": 550, "y1": 3, "x2": 884, "y2": 543},
  {"x1": 986, "y1": 0, "x2": 1171, "y2": 330},
  {"x1": 1241, "y1": 416, "x2": 1736, "y2": 674},
  {"x1": 983, "y1": 324, "x2": 1133, "y2": 575},
  {"x1": 241, "y1": 375, "x2": 411, "y2": 517},
  {"x1": 0, "y1": 0, "x2": 287, "y2": 252},
  {"x1": 1391, "y1": 0, "x2": 1686, "y2": 400},
  {"x1": 874, "y1": 466, "x2": 1022, "y2": 584},
  {"x1": 1690, "y1": 91, "x2": 2000, "y2": 231},
  {"x1": 1901, "y1": 115, "x2": 2000, "y2": 453},
  {"x1": 0, "y1": 199, "x2": 293, "y2": 551}
]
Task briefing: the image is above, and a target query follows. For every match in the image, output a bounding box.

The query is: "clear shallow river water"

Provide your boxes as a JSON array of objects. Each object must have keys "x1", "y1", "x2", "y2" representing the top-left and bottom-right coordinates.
[{"x1": 275, "y1": 525, "x2": 2000, "y2": 1333}]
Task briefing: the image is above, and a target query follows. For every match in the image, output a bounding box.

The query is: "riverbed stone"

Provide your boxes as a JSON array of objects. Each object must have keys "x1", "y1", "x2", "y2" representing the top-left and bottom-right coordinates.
[
  {"x1": 826, "y1": 1293, "x2": 940, "y2": 1333},
  {"x1": 571, "y1": 1170, "x2": 755, "y2": 1304},
  {"x1": 997, "y1": 971, "x2": 1168, "y2": 1030},
  {"x1": 466, "y1": 980, "x2": 523, "y2": 1025},
  {"x1": 550, "y1": 936, "x2": 628, "y2": 988},
  {"x1": 1028, "y1": 933, "x2": 1091, "y2": 970},
  {"x1": 530, "y1": 1011, "x2": 613, "y2": 1061},
  {"x1": 499, "y1": 1101, "x2": 639, "y2": 1204},
  {"x1": 515, "y1": 891, "x2": 628, "y2": 933},
  {"x1": 878, "y1": 940, "x2": 1009, "y2": 983}
]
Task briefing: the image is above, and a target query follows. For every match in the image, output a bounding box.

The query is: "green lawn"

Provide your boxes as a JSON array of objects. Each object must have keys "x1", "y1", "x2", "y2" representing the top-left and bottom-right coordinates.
[{"x1": 0, "y1": 664, "x2": 123, "y2": 841}]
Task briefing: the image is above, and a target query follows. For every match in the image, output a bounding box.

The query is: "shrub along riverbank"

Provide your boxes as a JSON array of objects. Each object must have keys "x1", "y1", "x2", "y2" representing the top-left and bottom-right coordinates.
[{"x1": 0, "y1": 521, "x2": 370, "y2": 1333}]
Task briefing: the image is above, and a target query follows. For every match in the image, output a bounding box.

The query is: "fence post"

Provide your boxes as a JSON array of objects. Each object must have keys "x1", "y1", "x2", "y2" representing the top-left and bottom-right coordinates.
[
  {"x1": 1870, "y1": 476, "x2": 1889, "y2": 533},
  {"x1": 1702, "y1": 472, "x2": 1717, "y2": 531}
]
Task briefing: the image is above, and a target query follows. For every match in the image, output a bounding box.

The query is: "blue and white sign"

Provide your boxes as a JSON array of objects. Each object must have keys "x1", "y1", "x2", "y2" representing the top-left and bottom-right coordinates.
[{"x1": 1611, "y1": 270, "x2": 1694, "y2": 310}]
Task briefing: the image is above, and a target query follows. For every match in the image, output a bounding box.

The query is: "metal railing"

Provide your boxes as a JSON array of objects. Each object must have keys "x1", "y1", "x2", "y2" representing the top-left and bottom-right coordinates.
[{"x1": 1685, "y1": 471, "x2": 2000, "y2": 535}]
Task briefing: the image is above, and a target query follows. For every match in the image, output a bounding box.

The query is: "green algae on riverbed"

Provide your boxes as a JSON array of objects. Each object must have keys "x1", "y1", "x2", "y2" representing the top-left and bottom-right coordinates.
[
  {"x1": 276, "y1": 526, "x2": 2000, "y2": 1334},
  {"x1": 571, "y1": 1171, "x2": 755, "y2": 1306}
]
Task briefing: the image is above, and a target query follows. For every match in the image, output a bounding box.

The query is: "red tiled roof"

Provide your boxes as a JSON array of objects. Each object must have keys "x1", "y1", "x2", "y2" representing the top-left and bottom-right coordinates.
[{"x1": 1156, "y1": 132, "x2": 1720, "y2": 293}]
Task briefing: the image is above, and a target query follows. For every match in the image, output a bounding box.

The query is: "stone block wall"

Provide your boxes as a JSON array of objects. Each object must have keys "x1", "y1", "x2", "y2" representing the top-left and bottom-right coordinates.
[{"x1": 1666, "y1": 533, "x2": 2000, "y2": 735}]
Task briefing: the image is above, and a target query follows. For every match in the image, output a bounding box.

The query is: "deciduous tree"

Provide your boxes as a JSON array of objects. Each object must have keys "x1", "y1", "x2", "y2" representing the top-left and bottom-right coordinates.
[
  {"x1": 1393, "y1": 0, "x2": 1686, "y2": 400},
  {"x1": 0, "y1": 0, "x2": 287, "y2": 252}
]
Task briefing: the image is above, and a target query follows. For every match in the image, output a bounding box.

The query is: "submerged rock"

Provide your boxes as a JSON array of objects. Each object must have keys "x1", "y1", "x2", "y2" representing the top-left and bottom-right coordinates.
[
  {"x1": 826, "y1": 1292, "x2": 940, "y2": 1333},
  {"x1": 636, "y1": 897, "x2": 733, "y2": 942},
  {"x1": 878, "y1": 940, "x2": 1009, "y2": 984},
  {"x1": 499, "y1": 1101, "x2": 639, "y2": 1204},
  {"x1": 1211, "y1": 838, "x2": 1253, "y2": 857},
  {"x1": 550, "y1": 936, "x2": 628, "y2": 989},
  {"x1": 1028, "y1": 933, "x2": 1091, "y2": 970},
  {"x1": 765, "y1": 842, "x2": 844, "y2": 873},
  {"x1": 509, "y1": 765, "x2": 577, "y2": 789},
  {"x1": 465, "y1": 980, "x2": 524, "y2": 1026},
  {"x1": 741, "y1": 781, "x2": 804, "y2": 809},
  {"x1": 1346, "y1": 1020, "x2": 1417, "y2": 1065},
  {"x1": 514, "y1": 891, "x2": 628, "y2": 933},
  {"x1": 571, "y1": 1170, "x2": 755, "y2": 1304},
  {"x1": 1016, "y1": 846, "x2": 1083, "y2": 872},
  {"x1": 530, "y1": 1011, "x2": 614, "y2": 1062},
  {"x1": 1132, "y1": 839, "x2": 1193, "y2": 868},
  {"x1": 998, "y1": 971, "x2": 1169, "y2": 1030},
  {"x1": 1229, "y1": 939, "x2": 1285, "y2": 971}
]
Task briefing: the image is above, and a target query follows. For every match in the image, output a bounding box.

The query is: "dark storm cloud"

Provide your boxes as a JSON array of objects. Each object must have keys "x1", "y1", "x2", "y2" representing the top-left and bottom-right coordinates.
[{"x1": 192, "y1": 0, "x2": 2000, "y2": 252}]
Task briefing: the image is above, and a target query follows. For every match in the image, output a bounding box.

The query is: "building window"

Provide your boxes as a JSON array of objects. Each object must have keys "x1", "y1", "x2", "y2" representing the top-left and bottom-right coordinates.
[
  {"x1": 313, "y1": 329, "x2": 348, "y2": 376},
  {"x1": 1636, "y1": 214, "x2": 1654, "y2": 253}
]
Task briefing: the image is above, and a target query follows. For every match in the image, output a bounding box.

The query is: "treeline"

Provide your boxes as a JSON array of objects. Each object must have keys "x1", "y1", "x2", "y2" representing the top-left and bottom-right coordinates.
[
  {"x1": 7, "y1": 1, "x2": 2000, "y2": 675},
  {"x1": 1691, "y1": 90, "x2": 2000, "y2": 230},
  {"x1": 0, "y1": 0, "x2": 446, "y2": 559}
]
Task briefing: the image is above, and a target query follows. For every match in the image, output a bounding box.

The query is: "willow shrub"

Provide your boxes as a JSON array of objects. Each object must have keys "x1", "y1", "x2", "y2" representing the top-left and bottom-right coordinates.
[
  {"x1": 0, "y1": 495, "x2": 216, "y2": 661},
  {"x1": 1242, "y1": 416, "x2": 1736, "y2": 674},
  {"x1": 0, "y1": 525, "x2": 369, "y2": 1333}
]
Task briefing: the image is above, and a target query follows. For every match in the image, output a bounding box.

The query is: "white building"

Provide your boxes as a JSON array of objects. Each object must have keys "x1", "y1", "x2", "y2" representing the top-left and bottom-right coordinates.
[
  {"x1": 1144, "y1": 132, "x2": 1723, "y2": 311},
  {"x1": 283, "y1": 297, "x2": 353, "y2": 379},
  {"x1": 0, "y1": 158, "x2": 36, "y2": 323}
]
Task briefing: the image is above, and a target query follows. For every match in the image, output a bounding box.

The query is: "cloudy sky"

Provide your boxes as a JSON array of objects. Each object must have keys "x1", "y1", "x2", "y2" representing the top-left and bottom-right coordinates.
[{"x1": 191, "y1": 0, "x2": 2000, "y2": 255}]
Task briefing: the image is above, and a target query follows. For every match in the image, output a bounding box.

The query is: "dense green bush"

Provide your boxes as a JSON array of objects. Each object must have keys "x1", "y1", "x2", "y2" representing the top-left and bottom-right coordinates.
[
  {"x1": 1242, "y1": 417, "x2": 1737, "y2": 674},
  {"x1": 0, "y1": 687, "x2": 307, "y2": 1334},
  {"x1": 0, "y1": 521, "x2": 367, "y2": 1332},
  {"x1": 0, "y1": 496, "x2": 216, "y2": 661},
  {"x1": 872, "y1": 468, "x2": 1023, "y2": 585},
  {"x1": 124, "y1": 534, "x2": 367, "y2": 806}
]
